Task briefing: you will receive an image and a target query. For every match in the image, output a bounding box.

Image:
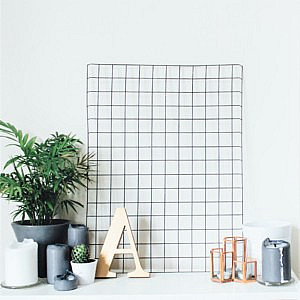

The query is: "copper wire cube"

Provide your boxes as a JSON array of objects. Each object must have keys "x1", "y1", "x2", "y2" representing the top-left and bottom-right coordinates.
[
  {"x1": 223, "y1": 236, "x2": 247, "y2": 262},
  {"x1": 210, "y1": 248, "x2": 234, "y2": 283},
  {"x1": 233, "y1": 257, "x2": 257, "y2": 283},
  {"x1": 224, "y1": 236, "x2": 257, "y2": 283},
  {"x1": 210, "y1": 237, "x2": 257, "y2": 284}
]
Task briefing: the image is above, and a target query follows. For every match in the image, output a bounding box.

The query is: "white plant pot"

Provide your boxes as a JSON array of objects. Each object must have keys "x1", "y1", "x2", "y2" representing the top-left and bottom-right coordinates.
[
  {"x1": 242, "y1": 221, "x2": 291, "y2": 275},
  {"x1": 71, "y1": 259, "x2": 98, "y2": 285}
]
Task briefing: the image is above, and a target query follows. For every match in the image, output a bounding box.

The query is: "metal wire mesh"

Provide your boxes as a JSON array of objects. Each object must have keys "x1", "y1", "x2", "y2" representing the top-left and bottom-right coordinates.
[{"x1": 86, "y1": 64, "x2": 243, "y2": 273}]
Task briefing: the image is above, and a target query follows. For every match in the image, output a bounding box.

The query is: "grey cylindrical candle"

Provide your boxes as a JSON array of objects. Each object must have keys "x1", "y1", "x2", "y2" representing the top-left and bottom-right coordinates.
[
  {"x1": 68, "y1": 224, "x2": 89, "y2": 248},
  {"x1": 47, "y1": 244, "x2": 70, "y2": 284},
  {"x1": 262, "y1": 238, "x2": 291, "y2": 284}
]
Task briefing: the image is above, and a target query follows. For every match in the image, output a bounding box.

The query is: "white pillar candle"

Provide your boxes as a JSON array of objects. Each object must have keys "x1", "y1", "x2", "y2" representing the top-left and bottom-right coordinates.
[{"x1": 4, "y1": 239, "x2": 38, "y2": 287}]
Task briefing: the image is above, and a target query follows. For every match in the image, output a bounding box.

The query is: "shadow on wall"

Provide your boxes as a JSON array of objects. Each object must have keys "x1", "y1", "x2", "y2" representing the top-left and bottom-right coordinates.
[{"x1": 60, "y1": 187, "x2": 86, "y2": 225}]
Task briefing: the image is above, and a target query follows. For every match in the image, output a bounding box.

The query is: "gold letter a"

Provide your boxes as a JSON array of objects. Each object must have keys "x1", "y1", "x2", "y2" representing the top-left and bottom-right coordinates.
[{"x1": 95, "y1": 207, "x2": 149, "y2": 278}]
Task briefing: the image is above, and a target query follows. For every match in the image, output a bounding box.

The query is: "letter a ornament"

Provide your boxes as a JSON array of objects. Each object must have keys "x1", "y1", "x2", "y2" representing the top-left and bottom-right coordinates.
[{"x1": 95, "y1": 207, "x2": 149, "y2": 278}]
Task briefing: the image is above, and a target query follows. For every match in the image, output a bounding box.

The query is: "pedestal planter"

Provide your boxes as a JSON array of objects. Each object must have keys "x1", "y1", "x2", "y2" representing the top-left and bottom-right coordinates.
[
  {"x1": 71, "y1": 259, "x2": 97, "y2": 285},
  {"x1": 11, "y1": 219, "x2": 69, "y2": 278}
]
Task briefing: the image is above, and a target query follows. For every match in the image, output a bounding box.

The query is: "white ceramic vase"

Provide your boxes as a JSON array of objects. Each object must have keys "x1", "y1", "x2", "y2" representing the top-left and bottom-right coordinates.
[
  {"x1": 242, "y1": 221, "x2": 291, "y2": 275},
  {"x1": 71, "y1": 259, "x2": 98, "y2": 285}
]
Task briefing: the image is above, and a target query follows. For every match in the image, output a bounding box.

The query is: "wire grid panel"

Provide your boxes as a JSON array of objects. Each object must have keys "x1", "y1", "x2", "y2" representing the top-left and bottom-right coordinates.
[{"x1": 86, "y1": 64, "x2": 243, "y2": 273}]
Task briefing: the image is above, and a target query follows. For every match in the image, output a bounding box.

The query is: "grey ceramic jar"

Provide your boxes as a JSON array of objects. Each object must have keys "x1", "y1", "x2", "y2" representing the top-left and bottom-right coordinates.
[
  {"x1": 47, "y1": 244, "x2": 70, "y2": 284},
  {"x1": 262, "y1": 238, "x2": 291, "y2": 284},
  {"x1": 68, "y1": 224, "x2": 89, "y2": 248}
]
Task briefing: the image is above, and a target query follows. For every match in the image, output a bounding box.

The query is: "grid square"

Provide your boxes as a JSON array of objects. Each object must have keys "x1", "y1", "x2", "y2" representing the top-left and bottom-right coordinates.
[
  {"x1": 88, "y1": 64, "x2": 98, "y2": 77},
  {"x1": 180, "y1": 79, "x2": 192, "y2": 92},
  {"x1": 206, "y1": 66, "x2": 219, "y2": 78},
  {"x1": 192, "y1": 229, "x2": 205, "y2": 242},
  {"x1": 139, "y1": 189, "x2": 151, "y2": 203},
  {"x1": 140, "y1": 79, "x2": 152, "y2": 92},
  {"x1": 125, "y1": 175, "x2": 138, "y2": 188},
  {"x1": 152, "y1": 216, "x2": 164, "y2": 230},
  {"x1": 193, "y1": 79, "x2": 205, "y2": 92},
  {"x1": 139, "y1": 175, "x2": 151, "y2": 188},
  {"x1": 206, "y1": 79, "x2": 218, "y2": 92},
  {"x1": 126, "y1": 106, "x2": 138, "y2": 119},
  {"x1": 165, "y1": 243, "x2": 178, "y2": 257},
  {"x1": 165, "y1": 202, "x2": 178, "y2": 215},
  {"x1": 166, "y1": 79, "x2": 179, "y2": 92},
  {"x1": 193, "y1": 93, "x2": 205, "y2": 106},
  {"x1": 139, "y1": 202, "x2": 151, "y2": 215},
  {"x1": 179, "y1": 189, "x2": 192, "y2": 202},
  {"x1": 166, "y1": 189, "x2": 178, "y2": 202},
  {"x1": 152, "y1": 147, "x2": 164, "y2": 160},
  {"x1": 152, "y1": 201, "x2": 164, "y2": 213},
  {"x1": 87, "y1": 64, "x2": 243, "y2": 274},
  {"x1": 180, "y1": 107, "x2": 192, "y2": 119},
  {"x1": 152, "y1": 175, "x2": 165, "y2": 188},
  {"x1": 152, "y1": 244, "x2": 164, "y2": 257},
  {"x1": 88, "y1": 78, "x2": 98, "y2": 91},
  {"x1": 194, "y1": 66, "x2": 206, "y2": 78},
  {"x1": 206, "y1": 93, "x2": 218, "y2": 105},
  {"x1": 140, "y1": 106, "x2": 152, "y2": 119},
  {"x1": 126, "y1": 78, "x2": 139, "y2": 92},
  {"x1": 153, "y1": 120, "x2": 165, "y2": 132},
  {"x1": 166, "y1": 93, "x2": 178, "y2": 106},
  {"x1": 180, "y1": 120, "x2": 192, "y2": 132},
  {"x1": 140, "y1": 93, "x2": 152, "y2": 105},
  {"x1": 139, "y1": 133, "x2": 151, "y2": 146},
  {"x1": 139, "y1": 148, "x2": 151, "y2": 160},
  {"x1": 181, "y1": 93, "x2": 193, "y2": 106},
  {"x1": 153, "y1": 66, "x2": 166, "y2": 78},
  {"x1": 125, "y1": 132, "x2": 138, "y2": 147},
  {"x1": 140, "y1": 65, "x2": 153, "y2": 78},
  {"x1": 180, "y1": 66, "x2": 193, "y2": 78},
  {"x1": 153, "y1": 80, "x2": 165, "y2": 93},
  {"x1": 179, "y1": 244, "x2": 192, "y2": 258},
  {"x1": 139, "y1": 161, "x2": 151, "y2": 174},
  {"x1": 113, "y1": 78, "x2": 125, "y2": 92},
  {"x1": 166, "y1": 106, "x2": 178, "y2": 119},
  {"x1": 88, "y1": 93, "x2": 99, "y2": 106}
]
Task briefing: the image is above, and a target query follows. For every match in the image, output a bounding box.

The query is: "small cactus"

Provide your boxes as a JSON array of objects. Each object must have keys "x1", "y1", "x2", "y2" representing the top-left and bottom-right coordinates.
[{"x1": 71, "y1": 244, "x2": 89, "y2": 263}]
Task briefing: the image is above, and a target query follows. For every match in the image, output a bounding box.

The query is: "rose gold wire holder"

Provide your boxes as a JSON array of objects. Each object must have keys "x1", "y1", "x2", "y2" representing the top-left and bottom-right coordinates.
[
  {"x1": 210, "y1": 236, "x2": 257, "y2": 283},
  {"x1": 210, "y1": 248, "x2": 233, "y2": 283},
  {"x1": 232, "y1": 257, "x2": 257, "y2": 283},
  {"x1": 223, "y1": 236, "x2": 247, "y2": 262}
]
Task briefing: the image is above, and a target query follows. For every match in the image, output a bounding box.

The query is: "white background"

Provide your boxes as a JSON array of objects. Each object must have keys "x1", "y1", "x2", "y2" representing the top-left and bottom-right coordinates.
[{"x1": 1, "y1": 0, "x2": 300, "y2": 279}]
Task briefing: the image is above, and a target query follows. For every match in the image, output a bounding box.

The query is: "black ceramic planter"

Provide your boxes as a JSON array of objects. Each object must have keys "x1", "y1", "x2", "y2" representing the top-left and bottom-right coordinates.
[{"x1": 11, "y1": 219, "x2": 69, "y2": 278}]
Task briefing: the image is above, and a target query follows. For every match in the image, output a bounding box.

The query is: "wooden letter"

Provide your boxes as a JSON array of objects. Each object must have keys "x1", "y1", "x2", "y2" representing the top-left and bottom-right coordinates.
[{"x1": 96, "y1": 207, "x2": 149, "y2": 278}]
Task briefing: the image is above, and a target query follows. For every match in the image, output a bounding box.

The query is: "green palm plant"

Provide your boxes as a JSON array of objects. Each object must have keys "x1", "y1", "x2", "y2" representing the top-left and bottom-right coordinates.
[{"x1": 0, "y1": 120, "x2": 93, "y2": 225}]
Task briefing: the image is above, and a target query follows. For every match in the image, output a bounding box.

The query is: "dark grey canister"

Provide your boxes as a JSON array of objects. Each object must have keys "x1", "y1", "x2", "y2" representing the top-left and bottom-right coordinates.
[
  {"x1": 262, "y1": 238, "x2": 291, "y2": 284},
  {"x1": 47, "y1": 244, "x2": 70, "y2": 284},
  {"x1": 11, "y1": 219, "x2": 69, "y2": 278},
  {"x1": 68, "y1": 224, "x2": 89, "y2": 248}
]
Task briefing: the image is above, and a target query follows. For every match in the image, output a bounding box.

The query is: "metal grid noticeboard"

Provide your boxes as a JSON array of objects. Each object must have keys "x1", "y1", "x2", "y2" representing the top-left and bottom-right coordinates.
[{"x1": 86, "y1": 64, "x2": 243, "y2": 273}]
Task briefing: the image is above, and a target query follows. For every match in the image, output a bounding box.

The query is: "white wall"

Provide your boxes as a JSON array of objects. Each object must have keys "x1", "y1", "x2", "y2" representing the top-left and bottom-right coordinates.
[{"x1": 1, "y1": 0, "x2": 300, "y2": 277}]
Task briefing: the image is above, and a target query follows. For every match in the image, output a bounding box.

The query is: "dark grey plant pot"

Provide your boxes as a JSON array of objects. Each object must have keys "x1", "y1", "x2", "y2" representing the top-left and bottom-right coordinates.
[{"x1": 11, "y1": 219, "x2": 69, "y2": 278}]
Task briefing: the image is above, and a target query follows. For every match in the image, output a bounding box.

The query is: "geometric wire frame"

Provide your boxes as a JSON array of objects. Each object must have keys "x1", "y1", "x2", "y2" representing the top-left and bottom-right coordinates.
[
  {"x1": 86, "y1": 63, "x2": 244, "y2": 273},
  {"x1": 210, "y1": 237, "x2": 257, "y2": 283}
]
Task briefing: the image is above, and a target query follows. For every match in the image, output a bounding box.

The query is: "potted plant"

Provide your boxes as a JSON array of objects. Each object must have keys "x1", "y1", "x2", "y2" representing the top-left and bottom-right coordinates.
[
  {"x1": 0, "y1": 120, "x2": 93, "y2": 277},
  {"x1": 71, "y1": 244, "x2": 97, "y2": 285}
]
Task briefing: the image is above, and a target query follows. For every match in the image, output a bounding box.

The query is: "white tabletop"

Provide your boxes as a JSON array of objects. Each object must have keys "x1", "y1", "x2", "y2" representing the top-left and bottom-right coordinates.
[{"x1": 1, "y1": 273, "x2": 299, "y2": 300}]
